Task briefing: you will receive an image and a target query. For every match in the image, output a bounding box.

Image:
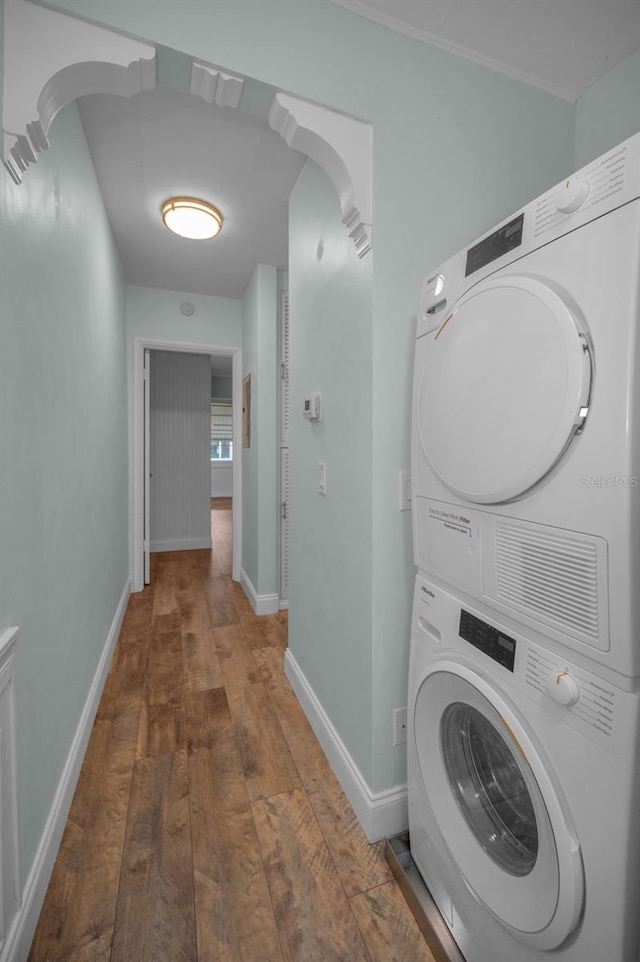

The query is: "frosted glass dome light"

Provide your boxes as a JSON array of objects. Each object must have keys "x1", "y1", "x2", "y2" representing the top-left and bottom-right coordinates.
[{"x1": 161, "y1": 197, "x2": 223, "y2": 239}]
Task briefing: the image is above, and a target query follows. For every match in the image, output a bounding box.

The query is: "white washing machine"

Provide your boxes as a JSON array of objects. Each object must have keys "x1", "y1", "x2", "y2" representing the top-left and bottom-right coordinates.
[
  {"x1": 412, "y1": 134, "x2": 640, "y2": 684},
  {"x1": 408, "y1": 575, "x2": 640, "y2": 962}
]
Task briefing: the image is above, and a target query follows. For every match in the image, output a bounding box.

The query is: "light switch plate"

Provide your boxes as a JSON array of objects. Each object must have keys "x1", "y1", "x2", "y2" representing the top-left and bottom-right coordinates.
[
  {"x1": 393, "y1": 706, "x2": 407, "y2": 745},
  {"x1": 399, "y1": 471, "x2": 411, "y2": 511},
  {"x1": 318, "y1": 462, "x2": 327, "y2": 494}
]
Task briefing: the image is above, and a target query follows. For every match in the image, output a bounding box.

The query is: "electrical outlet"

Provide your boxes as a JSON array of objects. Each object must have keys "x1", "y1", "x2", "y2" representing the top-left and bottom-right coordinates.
[{"x1": 393, "y1": 707, "x2": 408, "y2": 745}]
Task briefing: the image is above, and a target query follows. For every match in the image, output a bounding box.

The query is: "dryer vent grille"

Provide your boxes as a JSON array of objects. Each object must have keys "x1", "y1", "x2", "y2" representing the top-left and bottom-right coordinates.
[{"x1": 494, "y1": 521, "x2": 605, "y2": 648}]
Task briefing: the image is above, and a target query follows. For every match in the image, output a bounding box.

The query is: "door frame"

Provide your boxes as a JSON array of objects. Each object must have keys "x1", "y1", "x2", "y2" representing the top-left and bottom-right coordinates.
[{"x1": 132, "y1": 336, "x2": 242, "y2": 592}]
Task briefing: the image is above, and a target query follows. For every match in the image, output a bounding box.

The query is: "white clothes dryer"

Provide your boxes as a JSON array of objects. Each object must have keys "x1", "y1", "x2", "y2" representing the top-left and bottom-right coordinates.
[
  {"x1": 412, "y1": 134, "x2": 640, "y2": 684},
  {"x1": 408, "y1": 575, "x2": 640, "y2": 962}
]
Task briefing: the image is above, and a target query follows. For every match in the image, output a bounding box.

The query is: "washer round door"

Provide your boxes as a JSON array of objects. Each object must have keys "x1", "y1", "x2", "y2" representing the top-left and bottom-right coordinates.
[
  {"x1": 416, "y1": 274, "x2": 592, "y2": 503},
  {"x1": 413, "y1": 662, "x2": 584, "y2": 950}
]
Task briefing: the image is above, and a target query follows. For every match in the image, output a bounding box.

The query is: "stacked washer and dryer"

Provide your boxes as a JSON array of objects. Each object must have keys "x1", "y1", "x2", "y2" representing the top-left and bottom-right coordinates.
[{"x1": 408, "y1": 133, "x2": 640, "y2": 962}]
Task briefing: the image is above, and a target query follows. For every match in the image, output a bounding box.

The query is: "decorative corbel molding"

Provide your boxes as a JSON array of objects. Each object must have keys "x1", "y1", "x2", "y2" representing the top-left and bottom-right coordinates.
[
  {"x1": 269, "y1": 92, "x2": 372, "y2": 258},
  {"x1": 190, "y1": 63, "x2": 244, "y2": 108},
  {"x1": 3, "y1": 0, "x2": 156, "y2": 184}
]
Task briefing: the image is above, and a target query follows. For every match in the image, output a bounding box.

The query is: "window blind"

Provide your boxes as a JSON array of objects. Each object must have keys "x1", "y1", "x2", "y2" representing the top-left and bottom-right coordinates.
[{"x1": 211, "y1": 400, "x2": 233, "y2": 441}]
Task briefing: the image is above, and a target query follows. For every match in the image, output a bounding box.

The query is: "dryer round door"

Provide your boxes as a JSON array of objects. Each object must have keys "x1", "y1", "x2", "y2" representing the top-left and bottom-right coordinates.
[
  {"x1": 413, "y1": 661, "x2": 584, "y2": 950},
  {"x1": 416, "y1": 274, "x2": 592, "y2": 503}
]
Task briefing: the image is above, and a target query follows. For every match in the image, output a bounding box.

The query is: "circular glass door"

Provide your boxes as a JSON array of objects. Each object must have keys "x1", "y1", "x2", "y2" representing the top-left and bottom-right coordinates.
[
  {"x1": 416, "y1": 274, "x2": 592, "y2": 504},
  {"x1": 413, "y1": 662, "x2": 584, "y2": 948},
  {"x1": 441, "y1": 702, "x2": 538, "y2": 877}
]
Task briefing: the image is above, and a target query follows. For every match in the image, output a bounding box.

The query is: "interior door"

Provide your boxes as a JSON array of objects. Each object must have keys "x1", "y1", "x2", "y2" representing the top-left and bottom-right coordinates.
[
  {"x1": 280, "y1": 291, "x2": 290, "y2": 603},
  {"x1": 281, "y1": 291, "x2": 290, "y2": 444},
  {"x1": 280, "y1": 446, "x2": 290, "y2": 602},
  {"x1": 143, "y1": 348, "x2": 151, "y2": 585}
]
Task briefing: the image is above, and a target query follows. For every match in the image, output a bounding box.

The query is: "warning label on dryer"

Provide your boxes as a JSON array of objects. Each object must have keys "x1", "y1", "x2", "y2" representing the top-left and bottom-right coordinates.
[
  {"x1": 428, "y1": 505, "x2": 473, "y2": 537},
  {"x1": 415, "y1": 498, "x2": 481, "y2": 592}
]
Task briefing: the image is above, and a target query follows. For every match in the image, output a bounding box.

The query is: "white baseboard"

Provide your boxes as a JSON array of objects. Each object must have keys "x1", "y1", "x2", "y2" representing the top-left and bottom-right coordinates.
[
  {"x1": 150, "y1": 537, "x2": 212, "y2": 552},
  {"x1": 279, "y1": 599, "x2": 289, "y2": 610},
  {"x1": 5, "y1": 579, "x2": 131, "y2": 962},
  {"x1": 239, "y1": 567, "x2": 279, "y2": 616},
  {"x1": 210, "y1": 489, "x2": 233, "y2": 498},
  {"x1": 284, "y1": 650, "x2": 408, "y2": 843}
]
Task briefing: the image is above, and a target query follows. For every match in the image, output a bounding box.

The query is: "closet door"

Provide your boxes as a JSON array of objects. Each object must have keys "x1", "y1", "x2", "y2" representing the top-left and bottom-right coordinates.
[
  {"x1": 281, "y1": 292, "x2": 290, "y2": 444},
  {"x1": 280, "y1": 291, "x2": 291, "y2": 603},
  {"x1": 280, "y1": 446, "x2": 290, "y2": 603}
]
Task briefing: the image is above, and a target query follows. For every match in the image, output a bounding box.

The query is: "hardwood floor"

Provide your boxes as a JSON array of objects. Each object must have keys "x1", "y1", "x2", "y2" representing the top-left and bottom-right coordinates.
[{"x1": 28, "y1": 498, "x2": 436, "y2": 962}]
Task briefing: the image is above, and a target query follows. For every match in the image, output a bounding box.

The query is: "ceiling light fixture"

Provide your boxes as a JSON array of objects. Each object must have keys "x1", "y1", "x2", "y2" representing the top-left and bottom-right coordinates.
[{"x1": 161, "y1": 196, "x2": 223, "y2": 240}]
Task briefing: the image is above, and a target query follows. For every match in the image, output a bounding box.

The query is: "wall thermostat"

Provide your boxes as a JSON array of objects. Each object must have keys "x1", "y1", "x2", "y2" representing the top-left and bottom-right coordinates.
[{"x1": 303, "y1": 393, "x2": 322, "y2": 420}]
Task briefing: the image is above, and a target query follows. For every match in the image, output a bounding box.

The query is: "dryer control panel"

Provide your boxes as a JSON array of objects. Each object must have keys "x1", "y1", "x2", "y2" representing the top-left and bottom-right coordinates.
[
  {"x1": 416, "y1": 131, "x2": 640, "y2": 339},
  {"x1": 465, "y1": 213, "x2": 524, "y2": 277}
]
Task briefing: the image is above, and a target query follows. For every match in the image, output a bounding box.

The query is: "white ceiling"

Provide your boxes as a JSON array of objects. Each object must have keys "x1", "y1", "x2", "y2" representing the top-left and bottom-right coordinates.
[
  {"x1": 76, "y1": 4, "x2": 640, "y2": 302},
  {"x1": 332, "y1": 0, "x2": 640, "y2": 102},
  {"x1": 77, "y1": 84, "x2": 306, "y2": 300}
]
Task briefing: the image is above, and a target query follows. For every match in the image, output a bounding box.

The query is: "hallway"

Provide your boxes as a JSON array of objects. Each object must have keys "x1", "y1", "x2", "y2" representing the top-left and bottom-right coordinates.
[{"x1": 28, "y1": 500, "x2": 435, "y2": 961}]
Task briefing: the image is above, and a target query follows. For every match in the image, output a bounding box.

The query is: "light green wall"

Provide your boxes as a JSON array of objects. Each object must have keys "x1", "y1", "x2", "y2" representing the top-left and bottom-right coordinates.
[
  {"x1": 126, "y1": 286, "x2": 242, "y2": 346},
  {"x1": 241, "y1": 265, "x2": 278, "y2": 598},
  {"x1": 289, "y1": 160, "x2": 374, "y2": 778},
  {"x1": 40, "y1": 0, "x2": 577, "y2": 800},
  {"x1": 0, "y1": 100, "x2": 128, "y2": 880},
  {"x1": 575, "y1": 49, "x2": 640, "y2": 167},
  {"x1": 211, "y1": 375, "x2": 232, "y2": 399}
]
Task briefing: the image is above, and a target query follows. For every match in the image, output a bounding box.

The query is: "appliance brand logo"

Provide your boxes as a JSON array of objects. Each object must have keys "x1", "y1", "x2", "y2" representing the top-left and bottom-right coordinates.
[
  {"x1": 421, "y1": 585, "x2": 435, "y2": 599},
  {"x1": 581, "y1": 475, "x2": 639, "y2": 488}
]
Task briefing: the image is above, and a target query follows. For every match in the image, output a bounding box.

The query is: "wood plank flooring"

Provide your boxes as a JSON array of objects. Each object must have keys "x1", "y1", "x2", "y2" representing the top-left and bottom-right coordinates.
[{"x1": 28, "y1": 497, "x2": 437, "y2": 962}]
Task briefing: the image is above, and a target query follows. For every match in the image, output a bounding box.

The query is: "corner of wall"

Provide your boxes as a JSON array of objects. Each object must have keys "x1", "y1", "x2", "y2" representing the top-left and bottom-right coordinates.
[{"x1": 574, "y1": 49, "x2": 640, "y2": 168}]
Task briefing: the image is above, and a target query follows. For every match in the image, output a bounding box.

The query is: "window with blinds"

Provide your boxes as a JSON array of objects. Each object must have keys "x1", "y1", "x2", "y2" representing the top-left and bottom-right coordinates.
[{"x1": 211, "y1": 399, "x2": 233, "y2": 461}]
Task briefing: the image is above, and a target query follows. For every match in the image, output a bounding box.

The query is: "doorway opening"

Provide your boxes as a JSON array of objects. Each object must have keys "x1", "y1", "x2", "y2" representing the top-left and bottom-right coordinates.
[{"x1": 133, "y1": 337, "x2": 242, "y2": 592}]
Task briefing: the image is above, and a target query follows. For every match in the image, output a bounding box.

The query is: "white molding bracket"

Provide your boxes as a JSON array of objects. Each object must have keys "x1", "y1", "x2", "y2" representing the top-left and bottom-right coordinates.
[
  {"x1": 2, "y1": 0, "x2": 156, "y2": 185},
  {"x1": 269, "y1": 93, "x2": 372, "y2": 258},
  {"x1": 190, "y1": 62, "x2": 244, "y2": 108}
]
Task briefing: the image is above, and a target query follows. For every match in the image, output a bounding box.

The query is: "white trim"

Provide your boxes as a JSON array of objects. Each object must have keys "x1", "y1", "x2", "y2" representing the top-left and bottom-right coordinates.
[
  {"x1": 330, "y1": 0, "x2": 578, "y2": 103},
  {"x1": 190, "y1": 62, "x2": 244, "y2": 108},
  {"x1": 239, "y1": 567, "x2": 280, "y2": 616},
  {"x1": 150, "y1": 537, "x2": 212, "y2": 553},
  {"x1": 0, "y1": 628, "x2": 18, "y2": 667},
  {"x1": 132, "y1": 338, "x2": 242, "y2": 592},
  {"x1": 3, "y1": 0, "x2": 156, "y2": 183},
  {"x1": 284, "y1": 649, "x2": 408, "y2": 842},
  {"x1": 269, "y1": 93, "x2": 373, "y2": 257},
  {"x1": 0, "y1": 629, "x2": 19, "y2": 947},
  {"x1": 231, "y1": 349, "x2": 242, "y2": 579},
  {"x1": 3, "y1": 580, "x2": 130, "y2": 962},
  {"x1": 279, "y1": 600, "x2": 289, "y2": 611}
]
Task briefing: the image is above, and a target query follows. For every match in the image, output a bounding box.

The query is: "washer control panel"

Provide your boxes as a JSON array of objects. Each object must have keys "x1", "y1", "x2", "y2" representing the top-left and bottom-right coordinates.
[
  {"x1": 459, "y1": 609, "x2": 517, "y2": 672},
  {"x1": 525, "y1": 645, "x2": 614, "y2": 738}
]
